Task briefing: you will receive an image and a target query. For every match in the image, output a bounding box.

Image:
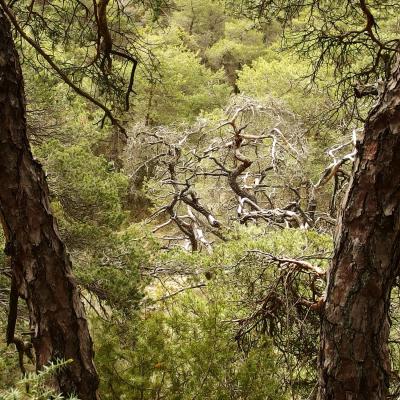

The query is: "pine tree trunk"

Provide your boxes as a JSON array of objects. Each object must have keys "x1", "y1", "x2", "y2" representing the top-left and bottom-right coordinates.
[
  {"x1": 318, "y1": 59, "x2": 400, "y2": 399},
  {"x1": 0, "y1": 8, "x2": 99, "y2": 399}
]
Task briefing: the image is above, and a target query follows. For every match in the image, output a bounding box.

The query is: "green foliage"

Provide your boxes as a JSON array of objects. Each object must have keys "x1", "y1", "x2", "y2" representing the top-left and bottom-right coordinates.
[
  {"x1": 36, "y1": 140, "x2": 128, "y2": 228},
  {"x1": 171, "y1": 0, "x2": 226, "y2": 51},
  {"x1": 0, "y1": 345, "x2": 20, "y2": 392},
  {"x1": 134, "y1": 45, "x2": 230, "y2": 124},
  {"x1": 237, "y1": 50, "x2": 333, "y2": 126},
  {"x1": 205, "y1": 19, "x2": 267, "y2": 70},
  {"x1": 93, "y1": 228, "x2": 331, "y2": 399},
  {"x1": 77, "y1": 224, "x2": 156, "y2": 311},
  {"x1": 31, "y1": 131, "x2": 150, "y2": 311},
  {"x1": 0, "y1": 360, "x2": 78, "y2": 400},
  {"x1": 94, "y1": 289, "x2": 286, "y2": 400},
  {"x1": 169, "y1": 0, "x2": 270, "y2": 90},
  {"x1": 159, "y1": 225, "x2": 331, "y2": 272}
]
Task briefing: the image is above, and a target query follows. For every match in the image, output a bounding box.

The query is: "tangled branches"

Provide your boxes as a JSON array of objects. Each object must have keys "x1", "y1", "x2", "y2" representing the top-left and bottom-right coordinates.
[
  {"x1": 127, "y1": 96, "x2": 357, "y2": 252},
  {"x1": 1, "y1": 0, "x2": 165, "y2": 135}
]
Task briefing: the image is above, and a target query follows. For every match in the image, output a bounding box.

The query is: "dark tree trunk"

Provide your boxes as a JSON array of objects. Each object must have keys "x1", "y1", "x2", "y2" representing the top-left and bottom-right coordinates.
[
  {"x1": 318, "y1": 59, "x2": 400, "y2": 399},
  {"x1": 0, "y1": 8, "x2": 99, "y2": 400}
]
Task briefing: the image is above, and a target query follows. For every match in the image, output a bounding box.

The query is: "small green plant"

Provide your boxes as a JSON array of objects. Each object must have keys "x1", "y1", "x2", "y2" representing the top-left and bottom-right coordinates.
[{"x1": 0, "y1": 359, "x2": 79, "y2": 400}]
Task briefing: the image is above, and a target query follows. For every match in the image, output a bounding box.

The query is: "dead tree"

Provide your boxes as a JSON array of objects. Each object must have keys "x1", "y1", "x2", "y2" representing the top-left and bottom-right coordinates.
[{"x1": 132, "y1": 96, "x2": 349, "y2": 251}]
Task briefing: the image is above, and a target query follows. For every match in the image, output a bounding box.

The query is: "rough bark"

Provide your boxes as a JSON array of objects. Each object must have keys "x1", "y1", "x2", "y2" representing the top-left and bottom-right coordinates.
[
  {"x1": 318, "y1": 57, "x2": 400, "y2": 399},
  {"x1": 0, "y1": 8, "x2": 99, "y2": 399}
]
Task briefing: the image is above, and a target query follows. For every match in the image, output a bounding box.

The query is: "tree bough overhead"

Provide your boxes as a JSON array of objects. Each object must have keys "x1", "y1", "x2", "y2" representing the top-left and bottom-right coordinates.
[{"x1": 0, "y1": 7, "x2": 98, "y2": 400}]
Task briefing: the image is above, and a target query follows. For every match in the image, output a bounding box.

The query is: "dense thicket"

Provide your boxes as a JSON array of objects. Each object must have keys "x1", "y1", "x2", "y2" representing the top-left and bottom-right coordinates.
[{"x1": 1, "y1": 1, "x2": 400, "y2": 399}]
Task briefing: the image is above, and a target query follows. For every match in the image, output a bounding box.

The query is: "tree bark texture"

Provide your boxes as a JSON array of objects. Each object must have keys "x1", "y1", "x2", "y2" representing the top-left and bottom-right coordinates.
[
  {"x1": 0, "y1": 8, "x2": 99, "y2": 399},
  {"x1": 318, "y1": 59, "x2": 400, "y2": 399}
]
